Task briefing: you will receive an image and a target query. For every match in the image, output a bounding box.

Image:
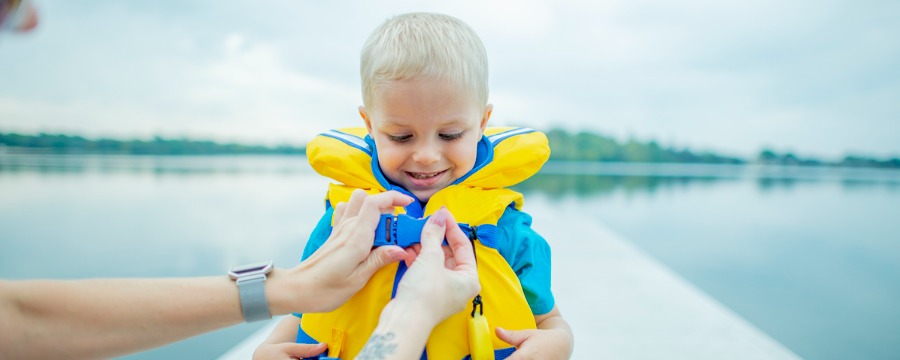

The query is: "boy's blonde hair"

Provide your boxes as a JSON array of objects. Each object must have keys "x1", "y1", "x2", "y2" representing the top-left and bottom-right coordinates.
[{"x1": 361, "y1": 12, "x2": 489, "y2": 108}]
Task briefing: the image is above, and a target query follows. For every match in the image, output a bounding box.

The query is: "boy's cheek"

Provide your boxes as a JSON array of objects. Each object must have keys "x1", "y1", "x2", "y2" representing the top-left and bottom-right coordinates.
[{"x1": 377, "y1": 150, "x2": 400, "y2": 167}]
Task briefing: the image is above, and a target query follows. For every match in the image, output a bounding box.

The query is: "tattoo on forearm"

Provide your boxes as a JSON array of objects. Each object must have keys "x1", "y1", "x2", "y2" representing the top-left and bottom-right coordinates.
[{"x1": 357, "y1": 332, "x2": 398, "y2": 359}]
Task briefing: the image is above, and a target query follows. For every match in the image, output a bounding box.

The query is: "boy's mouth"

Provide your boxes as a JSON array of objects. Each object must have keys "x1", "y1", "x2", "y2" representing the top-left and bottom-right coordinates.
[
  {"x1": 405, "y1": 170, "x2": 447, "y2": 187},
  {"x1": 408, "y1": 171, "x2": 443, "y2": 179}
]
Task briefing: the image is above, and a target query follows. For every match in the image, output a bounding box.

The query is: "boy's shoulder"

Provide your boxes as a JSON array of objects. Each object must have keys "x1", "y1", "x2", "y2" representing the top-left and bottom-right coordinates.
[
  {"x1": 494, "y1": 205, "x2": 545, "y2": 252},
  {"x1": 498, "y1": 203, "x2": 534, "y2": 225}
]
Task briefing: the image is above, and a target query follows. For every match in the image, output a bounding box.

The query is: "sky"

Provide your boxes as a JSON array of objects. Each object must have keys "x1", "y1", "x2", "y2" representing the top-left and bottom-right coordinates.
[{"x1": 0, "y1": 0, "x2": 898, "y2": 159}]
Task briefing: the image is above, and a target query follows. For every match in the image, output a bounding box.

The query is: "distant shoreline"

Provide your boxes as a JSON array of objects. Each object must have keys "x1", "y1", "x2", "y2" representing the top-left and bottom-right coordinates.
[
  {"x1": 0, "y1": 133, "x2": 305, "y2": 156},
  {"x1": 2, "y1": 131, "x2": 898, "y2": 170}
]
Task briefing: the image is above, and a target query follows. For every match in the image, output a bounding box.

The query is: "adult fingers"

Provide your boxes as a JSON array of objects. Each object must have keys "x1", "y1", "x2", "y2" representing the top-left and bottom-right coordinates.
[
  {"x1": 444, "y1": 210, "x2": 477, "y2": 271},
  {"x1": 332, "y1": 202, "x2": 347, "y2": 225},
  {"x1": 357, "y1": 245, "x2": 406, "y2": 279},
  {"x1": 341, "y1": 189, "x2": 368, "y2": 219},
  {"x1": 354, "y1": 191, "x2": 414, "y2": 231},
  {"x1": 418, "y1": 209, "x2": 448, "y2": 261}
]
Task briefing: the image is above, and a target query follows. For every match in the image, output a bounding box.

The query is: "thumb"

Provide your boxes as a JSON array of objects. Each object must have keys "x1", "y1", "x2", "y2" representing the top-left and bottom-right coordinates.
[
  {"x1": 419, "y1": 208, "x2": 449, "y2": 257},
  {"x1": 496, "y1": 327, "x2": 532, "y2": 347},
  {"x1": 283, "y1": 342, "x2": 327, "y2": 357},
  {"x1": 360, "y1": 245, "x2": 406, "y2": 276}
]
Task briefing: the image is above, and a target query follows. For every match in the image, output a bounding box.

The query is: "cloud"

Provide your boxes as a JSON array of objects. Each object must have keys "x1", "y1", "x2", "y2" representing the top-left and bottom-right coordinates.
[
  {"x1": 176, "y1": 35, "x2": 361, "y2": 143},
  {"x1": 475, "y1": 0, "x2": 900, "y2": 157},
  {"x1": 1, "y1": 0, "x2": 898, "y2": 158},
  {"x1": 1, "y1": 24, "x2": 361, "y2": 144}
]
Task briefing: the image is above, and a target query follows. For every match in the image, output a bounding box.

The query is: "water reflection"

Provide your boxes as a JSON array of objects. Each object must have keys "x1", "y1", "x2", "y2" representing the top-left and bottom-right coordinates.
[
  {"x1": 514, "y1": 173, "x2": 723, "y2": 199},
  {"x1": 3, "y1": 154, "x2": 899, "y2": 359},
  {"x1": 515, "y1": 161, "x2": 900, "y2": 199}
]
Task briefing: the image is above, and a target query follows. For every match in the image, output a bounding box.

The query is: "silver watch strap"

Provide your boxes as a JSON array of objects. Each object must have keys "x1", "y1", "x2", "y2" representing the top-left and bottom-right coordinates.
[{"x1": 236, "y1": 274, "x2": 271, "y2": 322}]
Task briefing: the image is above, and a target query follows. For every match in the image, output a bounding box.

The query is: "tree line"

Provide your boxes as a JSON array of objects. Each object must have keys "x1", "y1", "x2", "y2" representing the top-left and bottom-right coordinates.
[
  {"x1": 757, "y1": 149, "x2": 900, "y2": 169},
  {"x1": 0, "y1": 133, "x2": 304, "y2": 155},
  {"x1": 544, "y1": 128, "x2": 744, "y2": 164},
  {"x1": 2, "y1": 130, "x2": 897, "y2": 169},
  {"x1": 545, "y1": 128, "x2": 898, "y2": 169}
]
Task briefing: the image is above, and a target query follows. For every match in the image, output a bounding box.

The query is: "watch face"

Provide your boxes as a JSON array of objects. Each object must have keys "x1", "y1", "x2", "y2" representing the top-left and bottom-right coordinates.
[{"x1": 229, "y1": 260, "x2": 273, "y2": 278}]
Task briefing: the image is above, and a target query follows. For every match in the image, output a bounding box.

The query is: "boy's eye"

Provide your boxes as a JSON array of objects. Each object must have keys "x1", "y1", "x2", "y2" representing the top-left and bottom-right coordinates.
[
  {"x1": 388, "y1": 134, "x2": 413, "y2": 142},
  {"x1": 439, "y1": 132, "x2": 463, "y2": 141}
]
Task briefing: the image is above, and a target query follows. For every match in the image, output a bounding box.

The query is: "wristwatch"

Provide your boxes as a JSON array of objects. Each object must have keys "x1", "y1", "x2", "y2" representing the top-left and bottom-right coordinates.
[{"x1": 228, "y1": 260, "x2": 274, "y2": 322}]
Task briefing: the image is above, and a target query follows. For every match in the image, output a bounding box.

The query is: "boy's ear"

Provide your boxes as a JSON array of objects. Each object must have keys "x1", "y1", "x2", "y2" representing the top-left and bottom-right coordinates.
[
  {"x1": 480, "y1": 104, "x2": 493, "y2": 132},
  {"x1": 359, "y1": 105, "x2": 373, "y2": 134}
]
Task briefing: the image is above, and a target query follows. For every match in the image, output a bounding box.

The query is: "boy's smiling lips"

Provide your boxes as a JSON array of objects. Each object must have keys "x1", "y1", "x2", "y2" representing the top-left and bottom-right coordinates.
[{"x1": 405, "y1": 169, "x2": 448, "y2": 187}]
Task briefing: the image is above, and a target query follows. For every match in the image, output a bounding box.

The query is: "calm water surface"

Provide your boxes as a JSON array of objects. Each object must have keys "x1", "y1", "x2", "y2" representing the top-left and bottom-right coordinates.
[{"x1": 1, "y1": 154, "x2": 898, "y2": 359}]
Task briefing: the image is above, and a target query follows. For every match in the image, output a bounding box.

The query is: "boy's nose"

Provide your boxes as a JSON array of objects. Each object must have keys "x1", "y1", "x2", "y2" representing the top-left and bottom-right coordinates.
[{"x1": 412, "y1": 143, "x2": 441, "y2": 165}]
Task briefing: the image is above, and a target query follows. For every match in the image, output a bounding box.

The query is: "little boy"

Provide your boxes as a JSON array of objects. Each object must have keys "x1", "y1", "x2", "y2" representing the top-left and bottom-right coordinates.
[{"x1": 257, "y1": 12, "x2": 573, "y2": 359}]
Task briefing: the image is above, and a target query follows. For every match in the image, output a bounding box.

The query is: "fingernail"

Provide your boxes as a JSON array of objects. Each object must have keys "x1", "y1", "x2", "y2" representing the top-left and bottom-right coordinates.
[{"x1": 429, "y1": 209, "x2": 447, "y2": 225}]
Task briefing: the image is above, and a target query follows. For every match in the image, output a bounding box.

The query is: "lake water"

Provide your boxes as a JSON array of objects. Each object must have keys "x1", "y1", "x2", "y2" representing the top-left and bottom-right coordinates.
[{"x1": 1, "y1": 153, "x2": 898, "y2": 359}]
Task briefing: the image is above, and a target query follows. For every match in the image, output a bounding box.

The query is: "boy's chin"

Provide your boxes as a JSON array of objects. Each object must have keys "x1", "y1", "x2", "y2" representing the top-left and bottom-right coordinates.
[{"x1": 409, "y1": 189, "x2": 437, "y2": 203}]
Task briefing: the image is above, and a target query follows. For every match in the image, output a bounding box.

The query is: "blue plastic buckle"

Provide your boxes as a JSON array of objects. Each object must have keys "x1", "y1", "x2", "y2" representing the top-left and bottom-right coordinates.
[{"x1": 374, "y1": 213, "x2": 428, "y2": 248}]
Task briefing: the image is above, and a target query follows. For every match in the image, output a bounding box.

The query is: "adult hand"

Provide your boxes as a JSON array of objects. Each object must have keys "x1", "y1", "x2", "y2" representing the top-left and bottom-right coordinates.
[
  {"x1": 392, "y1": 207, "x2": 480, "y2": 327},
  {"x1": 355, "y1": 208, "x2": 481, "y2": 360},
  {"x1": 268, "y1": 189, "x2": 413, "y2": 314}
]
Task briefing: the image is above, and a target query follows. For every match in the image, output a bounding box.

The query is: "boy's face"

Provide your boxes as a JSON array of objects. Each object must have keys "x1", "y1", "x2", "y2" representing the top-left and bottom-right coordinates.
[{"x1": 360, "y1": 78, "x2": 491, "y2": 202}]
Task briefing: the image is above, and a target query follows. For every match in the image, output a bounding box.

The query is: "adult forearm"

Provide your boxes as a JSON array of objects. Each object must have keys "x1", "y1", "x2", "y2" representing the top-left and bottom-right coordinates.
[
  {"x1": 0, "y1": 277, "x2": 243, "y2": 359},
  {"x1": 357, "y1": 300, "x2": 436, "y2": 360}
]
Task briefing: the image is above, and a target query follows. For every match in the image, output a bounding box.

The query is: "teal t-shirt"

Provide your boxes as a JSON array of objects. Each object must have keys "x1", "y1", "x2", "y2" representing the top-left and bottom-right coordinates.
[{"x1": 300, "y1": 205, "x2": 556, "y2": 316}]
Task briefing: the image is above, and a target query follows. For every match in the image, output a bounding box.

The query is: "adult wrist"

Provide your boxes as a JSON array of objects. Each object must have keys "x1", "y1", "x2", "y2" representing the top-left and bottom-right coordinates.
[
  {"x1": 264, "y1": 267, "x2": 308, "y2": 316},
  {"x1": 366, "y1": 300, "x2": 439, "y2": 360},
  {"x1": 381, "y1": 298, "x2": 442, "y2": 332}
]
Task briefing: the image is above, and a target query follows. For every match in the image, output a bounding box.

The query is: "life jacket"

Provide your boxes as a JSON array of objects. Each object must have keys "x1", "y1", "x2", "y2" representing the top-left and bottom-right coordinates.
[{"x1": 300, "y1": 127, "x2": 550, "y2": 359}]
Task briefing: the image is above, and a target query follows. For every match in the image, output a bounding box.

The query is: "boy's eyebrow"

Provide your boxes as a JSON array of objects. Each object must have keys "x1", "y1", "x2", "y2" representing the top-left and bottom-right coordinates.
[
  {"x1": 381, "y1": 117, "x2": 471, "y2": 127},
  {"x1": 438, "y1": 118, "x2": 469, "y2": 126}
]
